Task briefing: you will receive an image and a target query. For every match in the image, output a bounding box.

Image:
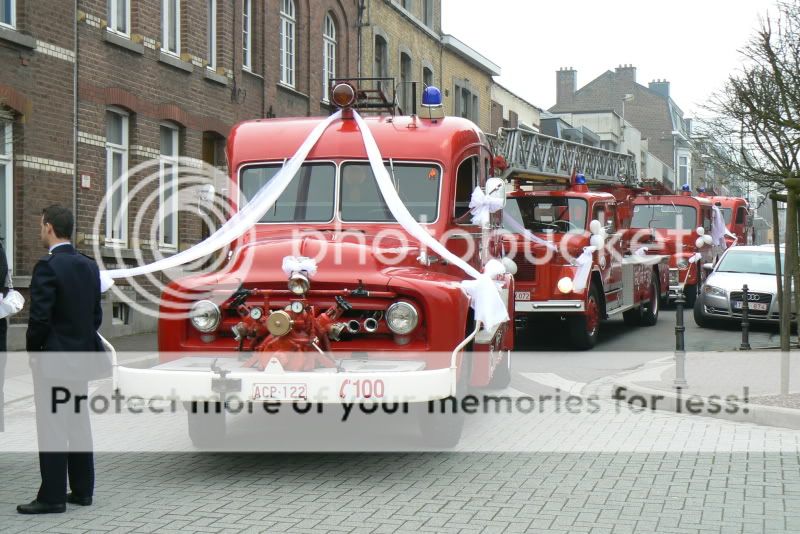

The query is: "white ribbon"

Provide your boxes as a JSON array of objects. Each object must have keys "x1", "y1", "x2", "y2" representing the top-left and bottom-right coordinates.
[
  {"x1": 502, "y1": 213, "x2": 559, "y2": 252},
  {"x1": 711, "y1": 206, "x2": 728, "y2": 249},
  {"x1": 100, "y1": 110, "x2": 343, "y2": 285},
  {"x1": 572, "y1": 246, "x2": 597, "y2": 292},
  {"x1": 469, "y1": 186, "x2": 504, "y2": 227},
  {"x1": 282, "y1": 256, "x2": 318, "y2": 278},
  {"x1": 688, "y1": 252, "x2": 702, "y2": 264},
  {"x1": 0, "y1": 289, "x2": 25, "y2": 319},
  {"x1": 633, "y1": 246, "x2": 648, "y2": 257},
  {"x1": 351, "y1": 111, "x2": 509, "y2": 331}
]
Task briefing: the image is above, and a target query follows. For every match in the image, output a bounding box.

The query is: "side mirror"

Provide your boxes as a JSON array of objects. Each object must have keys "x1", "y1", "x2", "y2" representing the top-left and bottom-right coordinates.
[
  {"x1": 484, "y1": 177, "x2": 506, "y2": 208},
  {"x1": 702, "y1": 262, "x2": 714, "y2": 272}
]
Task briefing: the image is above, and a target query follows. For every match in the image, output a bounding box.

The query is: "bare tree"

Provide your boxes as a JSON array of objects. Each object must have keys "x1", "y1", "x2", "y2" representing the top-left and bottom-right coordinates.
[{"x1": 701, "y1": 0, "x2": 800, "y2": 351}]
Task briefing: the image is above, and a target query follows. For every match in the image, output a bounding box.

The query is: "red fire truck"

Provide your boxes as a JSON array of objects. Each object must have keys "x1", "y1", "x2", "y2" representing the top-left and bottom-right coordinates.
[
  {"x1": 627, "y1": 186, "x2": 716, "y2": 306},
  {"x1": 114, "y1": 81, "x2": 514, "y2": 447},
  {"x1": 492, "y1": 128, "x2": 670, "y2": 350},
  {"x1": 701, "y1": 194, "x2": 752, "y2": 246}
]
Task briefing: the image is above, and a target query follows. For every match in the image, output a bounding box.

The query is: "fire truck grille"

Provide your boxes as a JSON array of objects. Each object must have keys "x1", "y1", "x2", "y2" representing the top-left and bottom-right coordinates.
[{"x1": 515, "y1": 257, "x2": 537, "y2": 281}]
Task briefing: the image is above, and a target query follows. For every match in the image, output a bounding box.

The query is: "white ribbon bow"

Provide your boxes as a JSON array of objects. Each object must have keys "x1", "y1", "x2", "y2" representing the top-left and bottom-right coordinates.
[
  {"x1": 282, "y1": 256, "x2": 318, "y2": 278},
  {"x1": 0, "y1": 290, "x2": 25, "y2": 319},
  {"x1": 572, "y1": 246, "x2": 598, "y2": 292},
  {"x1": 460, "y1": 259, "x2": 509, "y2": 330},
  {"x1": 468, "y1": 186, "x2": 504, "y2": 227}
]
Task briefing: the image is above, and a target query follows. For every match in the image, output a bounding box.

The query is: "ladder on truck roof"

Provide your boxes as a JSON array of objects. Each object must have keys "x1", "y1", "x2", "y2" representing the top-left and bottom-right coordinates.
[{"x1": 491, "y1": 127, "x2": 638, "y2": 186}]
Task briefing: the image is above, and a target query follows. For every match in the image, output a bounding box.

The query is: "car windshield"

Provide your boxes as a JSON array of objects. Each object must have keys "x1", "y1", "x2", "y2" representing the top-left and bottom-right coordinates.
[
  {"x1": 340, "y1": 162, "x2": 440, "y2": 222},
  {"x1": 716, "y1": 251, "x2": 784, "y2": 275},
  {"x1": 240, "y1": 162, "x2": 336, "y2": 223},
  {"x1": 504, "y1": 196, "x2": 588, "y2": 233},
  {"x1": 630, "y1": 204, "x2": 697, "y2": 230}
]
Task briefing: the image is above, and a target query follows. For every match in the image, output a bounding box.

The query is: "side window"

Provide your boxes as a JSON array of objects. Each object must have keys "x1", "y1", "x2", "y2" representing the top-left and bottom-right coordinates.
[
  {"x1": 605, "y1": 203, "x2": 617, "y2": 233},
  {"x1": 702, "y1": 208, "x2": 712, "y2": 232},
  {"x1": 592, "y1": 203, "x2": 615, "y2": 233},
  {"x1": 454, "y1": 156, "x2": 478, "y2": 221},
  {"x1": 736, "y1": 207, "x2": 747, "y2": 225}
]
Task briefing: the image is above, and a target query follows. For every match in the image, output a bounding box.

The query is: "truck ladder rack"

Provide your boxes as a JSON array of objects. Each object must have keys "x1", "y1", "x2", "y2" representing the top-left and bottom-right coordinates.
[{"x1": 492, "y1": 127, "x2": 638, "y2": 186}]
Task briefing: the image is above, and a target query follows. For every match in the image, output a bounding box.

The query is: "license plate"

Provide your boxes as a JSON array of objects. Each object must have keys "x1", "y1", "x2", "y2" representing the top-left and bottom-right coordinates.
[
  {"x1": 252, "y1": 383, "x2": 307, "y2": 401},
  {"x1": 733, "y1": 301, "x2": 768, "y2": 311},
  {"x1": 515, "y1": 291, "x2": 531, "y2": 301}
]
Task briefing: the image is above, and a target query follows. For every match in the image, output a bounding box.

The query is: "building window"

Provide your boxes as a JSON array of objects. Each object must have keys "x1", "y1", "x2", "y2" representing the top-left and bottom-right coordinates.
[
  {"x1": 107, "y1": 0, "x2": 129, "y2": 34},
  {"x1": 322, "y1": 14, "x2": 336, "y2": 102},
  {"x1": 159, "y1": 123, "x2": 179, "y2": 249},
  {"x1": 422, "y1": 66, "x2": 433, "y2": 87},
  {"x1": 374, "y1": 35, "x2": 387, "y2": 92},
  {"x1": 679, "y1": 155, "x2": 689, "y2": 184},
  {"x1": 399, "y1": 52, "x2": 412, "y2": 113},
  {"x1": 207, "y1": 0, "x2": 216, "y2": 70},
  {"x1": 0, "y1": 119, "x2": 12, "y2": 263},
  {"x1": 0, "y1": 0, "x2": 14, "y2": 28},
  {"x1": 423, "y1": 0, "x2": 433, "y2": 26},
  {"x1": 454, "y1": 82, "x2": 479, "y2": 123},
  {"x1": 242, "y1": 0, "x2": 252, "y2": 70},
  {"x1": 105, "y1": 109, "x2": 129, "y2": 245},
  {"x1": 401, "y1": 0, "x2": 412, "y2": 11},
  {"x1": 280, "y1": 0, "x2": 296, "y2": 86},
  {"x1": 162, "y1": 0, "x2": 181, "y2": 56}
]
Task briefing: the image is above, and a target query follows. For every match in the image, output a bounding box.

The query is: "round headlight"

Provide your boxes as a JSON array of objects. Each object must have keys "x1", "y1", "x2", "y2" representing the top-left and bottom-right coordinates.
[
  {"x1": 386, "y1": 302, "x2": 419, "y2": 335},
  {"x1": 190, "y1": 300, "x2": 221, "y2": 333},
  {"x1": 288, "y1": 272, "x2": 310, "y2": 295},
  {"x1": 677, "y1": 259, "x2": 689, "y2": 269},
  {"x1": 557, "y1": 276, "x2": 574, "y2": 294}
]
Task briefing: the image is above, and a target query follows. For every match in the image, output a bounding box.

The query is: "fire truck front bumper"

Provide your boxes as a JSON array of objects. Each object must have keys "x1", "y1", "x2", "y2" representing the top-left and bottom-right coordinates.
[
  {"x1": 515, "y1": 300, "x2": 585, "y2": 313},
  {"x1": 115, "y1": 356, "x2": 457, "y2": 404}
]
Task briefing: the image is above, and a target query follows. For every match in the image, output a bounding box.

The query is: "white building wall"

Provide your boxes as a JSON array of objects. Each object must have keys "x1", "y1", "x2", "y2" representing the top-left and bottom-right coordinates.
[{"x1": 491, "y1": 84, "x2": 541, "y2": 130}]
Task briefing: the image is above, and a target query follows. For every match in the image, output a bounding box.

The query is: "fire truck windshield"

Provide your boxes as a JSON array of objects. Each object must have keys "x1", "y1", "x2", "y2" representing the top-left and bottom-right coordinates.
[
  {"x1": 504, "y1": 197, "x2": 588, "y2": 233},
  {"x1": 241, "y1": 162, "x2": 337, "y2": 223},
  {"x1": 631, "y1": 204, "x2": 697, "y2": 230}
]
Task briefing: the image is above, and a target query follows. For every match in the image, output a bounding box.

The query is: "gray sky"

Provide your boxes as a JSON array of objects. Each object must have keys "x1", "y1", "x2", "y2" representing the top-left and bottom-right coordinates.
[{"x1": 441, "y1": 0, "x2": 778, "y2": 117}]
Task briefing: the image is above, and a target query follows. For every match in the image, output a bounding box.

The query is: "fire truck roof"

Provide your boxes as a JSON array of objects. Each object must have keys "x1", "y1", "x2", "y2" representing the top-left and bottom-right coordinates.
[
  {"x1": 633, "y1": 194, "x2": 713, "y2": 206},
  {"x1": 227, "y1": 115, "x2": 486, "y2": 172}
]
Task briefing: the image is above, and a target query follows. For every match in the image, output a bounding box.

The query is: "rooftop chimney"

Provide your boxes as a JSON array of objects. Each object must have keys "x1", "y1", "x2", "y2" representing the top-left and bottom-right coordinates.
[
  {"x1": 615, "y1": 64, "x2": 637, "y2": 86},
  {"x1": 556, "y1": 67, "x2": 576, "y2": 106},
  {"x1": 649, "y1": 79, "x2": 670, "y2": 99}
]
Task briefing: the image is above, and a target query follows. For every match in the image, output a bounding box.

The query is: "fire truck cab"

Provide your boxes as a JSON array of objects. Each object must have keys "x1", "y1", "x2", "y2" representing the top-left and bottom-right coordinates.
[
  {"x1": 704, "y1": 195, "x2": 752, "y2": 246},
  {"x1": 114, "y1": 81, "x2": 513, "y2": 447}
]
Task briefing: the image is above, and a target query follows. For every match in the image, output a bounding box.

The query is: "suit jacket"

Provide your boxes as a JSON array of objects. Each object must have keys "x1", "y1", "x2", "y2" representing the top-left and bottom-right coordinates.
[{"x1": 27, "y1": 244, "x2": 107, "y2": 380}]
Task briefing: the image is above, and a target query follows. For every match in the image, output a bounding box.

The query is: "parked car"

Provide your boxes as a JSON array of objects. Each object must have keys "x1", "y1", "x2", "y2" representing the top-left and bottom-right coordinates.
[{"x1": 694, "y1": 245, "x2": 793, "y2": 326}]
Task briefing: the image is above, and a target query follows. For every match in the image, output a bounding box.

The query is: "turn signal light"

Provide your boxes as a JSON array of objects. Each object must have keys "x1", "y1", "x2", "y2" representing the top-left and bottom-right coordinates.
[{"x1": 331, "y1": 83, "x2": 356, "y2": 108}]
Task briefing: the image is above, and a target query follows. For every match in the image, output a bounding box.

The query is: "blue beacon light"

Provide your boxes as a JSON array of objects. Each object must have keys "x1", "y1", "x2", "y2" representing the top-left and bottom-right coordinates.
[
  {"x1": 422, "y1": 86, "x2": 443, "y2": 107},
  {"x1": 575, "y1": 173, "x2": 587, "y2": 185},
  {"x1": 681, "y1": 184, "x2": 691, "y2": 192}
]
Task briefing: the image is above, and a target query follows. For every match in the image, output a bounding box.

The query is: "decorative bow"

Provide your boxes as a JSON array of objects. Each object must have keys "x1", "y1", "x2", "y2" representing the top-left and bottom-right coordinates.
[
  {"x1": 469, "y1": 186, "x2": 504, "y2": 227},
  {"x1": 282, "y1": 256, "x2": 318, "y2": 278},
  {"x1": 460, "y1": 259, "x2": 509, "y2": 331},
  {"x1": 0, "y1": 290, "x2": 25, "y2": 319},
  {"x1": 571, "y1": 246, "x2": 598, "y2": 292}
]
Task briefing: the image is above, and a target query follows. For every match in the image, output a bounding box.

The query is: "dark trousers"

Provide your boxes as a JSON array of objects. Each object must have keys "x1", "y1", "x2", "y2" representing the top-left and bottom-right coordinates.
[
  {"x1": 0, "y1": 318, "x2": 6, "y2": 432},
  {"x1": 32, "y1": 372, "x2": 94, "y2": 504}
]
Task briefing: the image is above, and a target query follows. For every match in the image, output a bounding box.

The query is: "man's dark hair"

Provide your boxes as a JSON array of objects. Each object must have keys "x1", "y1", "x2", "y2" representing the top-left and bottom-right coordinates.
[{"x1": 42, "y1": 204, "x2": 74, "y2": 239}]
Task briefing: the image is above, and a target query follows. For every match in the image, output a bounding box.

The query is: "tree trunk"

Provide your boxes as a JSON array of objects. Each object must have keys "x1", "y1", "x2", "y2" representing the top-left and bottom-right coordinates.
[
  {"x1": 772, "y1": 195, "x2": 789, "y2": 352},
  {"x1": 782, "y1": 190, "x2": 797, "y2": 351}
]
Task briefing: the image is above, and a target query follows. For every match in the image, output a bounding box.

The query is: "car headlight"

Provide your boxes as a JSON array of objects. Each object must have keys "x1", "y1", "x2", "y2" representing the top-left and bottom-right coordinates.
[
  {"x1": 288, "y1": 272, "x2": 310, "y2": 295},
  {"x1": 703, "y1": 285, "x2": 726, "y2": 298},
  {"x1": 676, "y1": 259, "x2": 689, "y2": 269},
  {"x1": 189, "y1": 300, "x2": 221, "y2": 333},
  {"x1": 386, "y1": 302, "x2": 419, "y2": 335}
]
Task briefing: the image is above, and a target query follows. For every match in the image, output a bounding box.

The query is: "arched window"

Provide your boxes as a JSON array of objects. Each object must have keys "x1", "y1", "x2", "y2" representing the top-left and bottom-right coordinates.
[
  {"x1": 399, "y1": 52, "x2": 412, "y2": 113},
  {"x1": 374, "y1": 35, "x2": 387, "y2": 92},
  {"x1": 322, "y1": 14, "x2": 336, "y2": 102},
  {"x1": 280, "y1": 0, "x2": 296, "y2": 86}
]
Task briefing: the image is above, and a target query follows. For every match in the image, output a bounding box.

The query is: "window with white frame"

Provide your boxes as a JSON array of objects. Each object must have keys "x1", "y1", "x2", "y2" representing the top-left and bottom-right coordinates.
[
  {"x1": 679, "y1": 155, "x2": 689, "y2": 183},
  {"x1": 107, "y1": 0, "x2": 130, "y2": 35},
  {"x1": 280, "y1": 0, "x2": 296, "y2": 86},
  {"x1": 162, "y1": 0, "x2": 180, "y2": 56},
  {"x1": 207, "y1": 0, "x2": 216, "y2": 70},
  {"x1": 322, "y1": 14, "x2": 336, "y2": 101},
  {"x1": 0, "y1": 119, "x2": 12, "y2": 263},
  {"x1": 1, "y1": 0, "x2": 16, "y2": 28},
  {"x1": 242, "y1": 0, "x2": 252, "y2": 70},
  {"x1": 159, "y1": 124, "x2": 179, "y2": 249},
  {"x1": 105, "y1": 109, "x2": 129, "y2": 245}
]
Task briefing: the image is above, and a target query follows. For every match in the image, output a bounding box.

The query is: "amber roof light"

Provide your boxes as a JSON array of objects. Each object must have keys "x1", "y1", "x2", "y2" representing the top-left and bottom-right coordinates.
[{"x1": 331, "y1": 83, "x2": 356, "y2": 108}]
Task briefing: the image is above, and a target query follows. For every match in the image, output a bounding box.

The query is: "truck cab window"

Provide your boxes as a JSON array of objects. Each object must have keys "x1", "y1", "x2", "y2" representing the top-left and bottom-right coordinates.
[{"x1": 454, "y1": 156, "x2": 478, "y2": 220}]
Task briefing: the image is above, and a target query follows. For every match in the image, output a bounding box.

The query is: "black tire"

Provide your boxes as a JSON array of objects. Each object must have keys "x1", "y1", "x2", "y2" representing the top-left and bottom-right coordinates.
[
  {"x1": 186, "y1": 402, "x2": 226, "y2": 448},
  {"x1": 486, "y1": 351, "x2": 511, "y2": 389},
  {"x1": 683, "y1": 283, "x2": 697, "y2": 308},
  {"x1": 693, "y1": 295, "x2": 710, "y2": 328},
  {"x1": 639, "y1": 272, "x2": 660, "y2": 326},
  {"x1": 622, "y1": 307, "x2": 641, "y2": 326},
  {"x1": 569, "y1": 284, "x2": 602, "y2": 350}
]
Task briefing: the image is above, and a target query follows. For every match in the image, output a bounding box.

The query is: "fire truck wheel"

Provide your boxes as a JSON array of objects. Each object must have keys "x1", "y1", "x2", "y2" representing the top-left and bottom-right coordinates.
[
  {"x1": 487, "y1": 351, "x2": 511, "y2": 389},
  {"x1": 569, "y1": 284, "x2": 601, "y2": 350},
  {"x1": 639, "y1": 273, "x2": 660, "y2": 326},
  {"x1": 186, "y1": 402, "x2": 226, "y2": 448},
  {"x1": 684, "y1": 283, "x2": 698, "y2": 308}
]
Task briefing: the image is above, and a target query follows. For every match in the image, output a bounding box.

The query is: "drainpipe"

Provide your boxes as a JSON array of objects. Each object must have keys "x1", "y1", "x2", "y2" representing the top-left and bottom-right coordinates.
[
  {"x1": 357, "y1": 0, "x2": 365, "y2": 78},
  {"x1": 72, "y1": 0, "x2": 78, "y2": 241}
]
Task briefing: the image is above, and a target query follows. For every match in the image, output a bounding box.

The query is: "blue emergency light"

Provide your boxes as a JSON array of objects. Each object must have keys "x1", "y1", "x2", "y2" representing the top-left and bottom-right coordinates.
[
  {"x1": 422, "y1": 86, "x2": 442, "y2": 107},
  {"x1": 697, "y1": 187, "x2": 706, "y2": 193},
  {"x1": 575, "y1": 173, "x2": 587, "y2": 185},
  {"x1": 681, "y1": 184, "x2": 691, "y2": 192}
]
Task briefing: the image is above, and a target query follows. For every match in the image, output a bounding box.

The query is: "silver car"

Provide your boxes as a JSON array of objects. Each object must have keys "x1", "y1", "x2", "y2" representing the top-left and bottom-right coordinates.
[{"x1": 694, "y1": 245, "x2": 795, "y2": 326}]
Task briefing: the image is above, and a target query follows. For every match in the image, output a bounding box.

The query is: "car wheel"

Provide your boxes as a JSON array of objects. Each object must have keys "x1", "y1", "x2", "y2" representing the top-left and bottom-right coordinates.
[{"x1": 693, "y1": 295, "x2": 710, "y2": 328}]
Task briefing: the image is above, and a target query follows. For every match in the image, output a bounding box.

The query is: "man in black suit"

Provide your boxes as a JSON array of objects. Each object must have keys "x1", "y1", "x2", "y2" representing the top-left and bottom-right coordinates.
[
  {"x1": 18, "y1": 205, "x2": 102, "y2": 514},
  {"x1": 0, "y1": 240, "x2": 8, "y2": 432}
]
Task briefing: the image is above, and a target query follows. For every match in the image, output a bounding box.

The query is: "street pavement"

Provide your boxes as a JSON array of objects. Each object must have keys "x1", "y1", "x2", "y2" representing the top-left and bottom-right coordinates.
[{"x1": 1, "y1": 310, "x2": 799, "y2": 532}]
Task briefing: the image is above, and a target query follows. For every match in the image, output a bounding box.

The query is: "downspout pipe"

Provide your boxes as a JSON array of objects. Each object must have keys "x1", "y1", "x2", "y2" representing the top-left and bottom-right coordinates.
[{"x1": 72, "y1": 0, "x2": 78, "y2": 242}]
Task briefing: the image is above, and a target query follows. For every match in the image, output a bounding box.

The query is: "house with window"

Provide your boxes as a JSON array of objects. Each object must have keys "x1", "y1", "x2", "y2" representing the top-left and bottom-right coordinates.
[
  {"x1": 358, "y1": 0, "x2": 499, "y2": 132},
  {"x1": 0, "y1": 0, "x2": 359, "y2": 347}
]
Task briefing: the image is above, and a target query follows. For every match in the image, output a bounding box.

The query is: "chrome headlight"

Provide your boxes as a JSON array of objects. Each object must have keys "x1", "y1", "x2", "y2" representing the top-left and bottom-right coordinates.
[
  {"x1": 386, "y1": 302, "x2": 419, "y2": 335},
  {"x1": 288, "y1": 272, "x2": 310, "y2": 295},
  {"x1": 676, "y1": 258, "x2": 689, "y2": 269},
  {"x1": 189, "y1": 300, "x2": 221, "y2": 333},
  {"x1": 703, "y1": 285, "x2": 726, "y2": 298}
]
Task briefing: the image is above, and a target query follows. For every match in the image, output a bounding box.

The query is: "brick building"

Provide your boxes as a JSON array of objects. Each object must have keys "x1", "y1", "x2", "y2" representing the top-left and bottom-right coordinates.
[
  {"x1": 549, "y1": 65, "x2": 693, "y2": 187},
  {"x1": 358, "y1": 0, "x2": 500, "y2": 132},
  {"x1": 0, "y1": 0, "x2": 358, "y2": 346}
]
